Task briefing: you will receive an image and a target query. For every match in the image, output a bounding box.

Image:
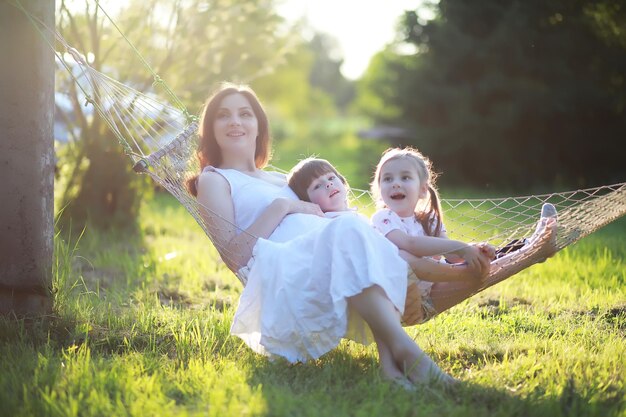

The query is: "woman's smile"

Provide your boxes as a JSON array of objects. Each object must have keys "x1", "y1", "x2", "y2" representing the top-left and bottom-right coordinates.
[{"x1": 226, "y1": 130, "x2": 246, "y2": 138}]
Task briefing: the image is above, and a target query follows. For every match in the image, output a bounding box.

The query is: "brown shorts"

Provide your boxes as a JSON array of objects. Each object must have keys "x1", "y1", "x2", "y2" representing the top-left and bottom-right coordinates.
[{"x1": 407, "y1": 268, "x2": 436, "y2": 324}]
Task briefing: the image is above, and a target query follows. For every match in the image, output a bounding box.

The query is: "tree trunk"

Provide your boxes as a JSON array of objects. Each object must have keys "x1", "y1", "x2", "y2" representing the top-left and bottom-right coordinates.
[
  {"x1": 0, "y1": 0, "x2": 54, "y2": 315},
  {"x1": 61, "y1": 128, "x2": 143, "y2": 231}
]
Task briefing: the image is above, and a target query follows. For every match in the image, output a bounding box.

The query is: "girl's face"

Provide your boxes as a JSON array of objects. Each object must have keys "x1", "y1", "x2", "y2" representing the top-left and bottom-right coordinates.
[
  {"x1": 213, "y1": 93, "x2": 259, "y2": 160},
  {"x1": 378, "y1": 158, "x2": 428, "y2": 217},
  {"x1": 306, "y1": 171, "x2": 348, "y2": 212}
]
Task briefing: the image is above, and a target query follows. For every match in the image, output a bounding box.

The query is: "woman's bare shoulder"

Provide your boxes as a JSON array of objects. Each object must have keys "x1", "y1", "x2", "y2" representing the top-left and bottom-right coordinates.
[
  {"x1": 264, "y1": 170, "x2": 287, "y2": 186},
  {"x1": 266, "y1": 170, "x2": 287, "y2": 179},
  {"x1": 197, "y1": 168, "x2": 230, "y2": 194}
]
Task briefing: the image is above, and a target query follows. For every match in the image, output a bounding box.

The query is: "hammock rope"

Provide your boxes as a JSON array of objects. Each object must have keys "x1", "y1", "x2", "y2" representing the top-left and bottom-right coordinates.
[
  {"x1": 18, "y1": 1, "x2": 626, "y2": 326},
  {"x1": 92, "y1": 0, "x2": 191, "y2": 119}
]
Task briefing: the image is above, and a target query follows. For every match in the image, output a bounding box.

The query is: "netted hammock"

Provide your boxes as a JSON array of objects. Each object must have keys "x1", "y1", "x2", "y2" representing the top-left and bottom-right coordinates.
[{"x1": 29, "y1": 3, "x2": 626, "y2": 325}]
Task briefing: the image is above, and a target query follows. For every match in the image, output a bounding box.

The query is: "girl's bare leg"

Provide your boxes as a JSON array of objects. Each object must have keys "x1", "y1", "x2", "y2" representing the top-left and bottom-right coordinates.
[
  {"x1": 401, "y1": 252, "x2": 485, "y2": 315},
  {"x1": 482, "y1": 217, "x2": 557, "y2": 290},
  {"x1": 348, "y1": 285, "x2": 455, "y2": 385},
  {"x1": 399, "y1": 251, "x2": 487, "y2": 283},
  {"x1": 429, "y1": 280, "x2": 483, "y2": 314},
  {"x1": 419, "y1": 217, "x2": 559, "y2": 316}
]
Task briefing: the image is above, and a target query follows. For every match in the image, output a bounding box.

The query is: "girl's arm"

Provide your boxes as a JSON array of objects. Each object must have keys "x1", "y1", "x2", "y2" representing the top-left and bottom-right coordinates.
[
  {"x1": 436, "y1": 230, "x2": 471, "y2": 264},
  {"x1": 439, "y1": 230, "x2": 496, "y2": 262},
  {"x1": 399, "y1": 250, "x2": 487, "y2": 282},
  {"x1": 386, "y1": 229, "x2": 490, "y2": 275},
  {"x1": 196, "y1": 171, "x2": 324, "y2": 271}
]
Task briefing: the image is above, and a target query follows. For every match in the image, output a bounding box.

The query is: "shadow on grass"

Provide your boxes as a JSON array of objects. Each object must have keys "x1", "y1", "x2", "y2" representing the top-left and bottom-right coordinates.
[
  {"x1": 242, "y1": 346, "x2": 625, "y2": 417},
  {"x1": 1, "y1": 310, "x2": 624, "y2": 417}
]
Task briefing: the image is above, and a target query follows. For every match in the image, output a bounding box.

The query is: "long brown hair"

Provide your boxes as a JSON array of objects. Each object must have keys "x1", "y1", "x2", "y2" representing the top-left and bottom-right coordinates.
[
  {"x1": 371, "y1": 147, "x2": 444, "y2": 237},
  {"x1": 186, "y1": 82, "x2": 271, "y2": 196}
]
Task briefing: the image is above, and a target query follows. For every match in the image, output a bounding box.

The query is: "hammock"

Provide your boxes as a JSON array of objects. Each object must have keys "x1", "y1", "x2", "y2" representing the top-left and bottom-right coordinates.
[{"x1": 21, "y1": 2, "x2": 626, "y2": 326}]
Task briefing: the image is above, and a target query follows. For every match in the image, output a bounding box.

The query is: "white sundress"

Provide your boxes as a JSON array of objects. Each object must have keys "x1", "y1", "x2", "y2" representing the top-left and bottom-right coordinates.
[{"x1": 207, "y1": 168, "x2": 408, "y2": 363}]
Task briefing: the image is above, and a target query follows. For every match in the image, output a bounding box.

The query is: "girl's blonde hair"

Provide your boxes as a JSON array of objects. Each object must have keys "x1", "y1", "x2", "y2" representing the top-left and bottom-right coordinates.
[
  {"x1": 287, "y1": 157, "x2": 348, "y2": 202},
  {"x1": 371, "y1": 147, "x2": 444, "y2": 237}
]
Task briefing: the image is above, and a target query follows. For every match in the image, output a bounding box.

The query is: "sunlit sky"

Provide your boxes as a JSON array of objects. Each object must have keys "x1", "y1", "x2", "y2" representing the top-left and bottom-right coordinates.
[
  {"x1": 79, "y1": 0, "x2": 432, "y2": 80},
  {"x1": 277, "y1": 0, "x2": 431, "y2": 80}
]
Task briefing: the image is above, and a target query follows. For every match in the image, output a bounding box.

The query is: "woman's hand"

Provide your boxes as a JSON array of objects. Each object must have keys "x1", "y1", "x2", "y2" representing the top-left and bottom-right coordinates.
[{"x1": 272, "y1": 198, "x2": 325, "y2": 217}]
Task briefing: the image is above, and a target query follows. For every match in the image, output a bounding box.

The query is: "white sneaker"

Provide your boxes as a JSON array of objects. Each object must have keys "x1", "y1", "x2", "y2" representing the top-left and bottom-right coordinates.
[{"x1": 541, "y1": 203, "x2": 557, "y2": 220}]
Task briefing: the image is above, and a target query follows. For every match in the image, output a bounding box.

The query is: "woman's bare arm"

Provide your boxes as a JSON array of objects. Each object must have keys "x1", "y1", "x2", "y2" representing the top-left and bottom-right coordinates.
[{"x1": 196, "y1": 171, "x2": 324, "y2": 271}]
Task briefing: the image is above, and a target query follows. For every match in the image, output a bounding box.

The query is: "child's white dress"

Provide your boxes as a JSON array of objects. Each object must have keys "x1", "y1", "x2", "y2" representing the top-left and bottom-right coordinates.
[
  {"x1": 371, "y1": 209, "x2": 446, "y2": 240},
  {"x1": 207, "y1": 168, "x2": 408, "y2": 363}
]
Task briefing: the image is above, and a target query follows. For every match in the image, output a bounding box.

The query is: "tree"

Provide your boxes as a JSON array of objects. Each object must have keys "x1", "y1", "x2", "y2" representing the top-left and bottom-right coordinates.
[
  {"x1": 358, "y1": 0, "x2": 626, "y2": 190},
  {"x1": 0, "y1": 0, "x2": 54, "y2": 315},
  {"x1": 307, "y1": 32, "x2": 355, "y2": 111},
  {"x1": 55, "y1": 0, "x2": 293, "y2": 230}
]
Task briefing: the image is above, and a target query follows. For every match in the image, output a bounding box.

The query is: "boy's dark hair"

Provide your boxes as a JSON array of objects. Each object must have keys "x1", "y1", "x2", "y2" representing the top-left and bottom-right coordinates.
[{"x1": 287, "y1": 158, "x2": 348, "y2": 201}]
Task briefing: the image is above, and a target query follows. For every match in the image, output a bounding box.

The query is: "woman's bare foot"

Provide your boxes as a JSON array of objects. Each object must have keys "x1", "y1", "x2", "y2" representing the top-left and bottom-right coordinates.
[
  {"x1": 392, "y1": 341, "x2": 455, "y2": 386},
  {"x1": 384, "y1": 373, "x2": 416, "y2": 391},
  {"x1": 377, "y1": 334, "x2": 416, "y2": 390},
  {"x1": 380, "y1": 353, "x2": 408, "y2": 382}
]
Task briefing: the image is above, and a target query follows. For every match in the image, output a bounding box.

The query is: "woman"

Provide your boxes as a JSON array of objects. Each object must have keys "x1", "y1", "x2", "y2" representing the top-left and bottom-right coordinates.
[{"x1": 186, "y1": 82, "x2": 493, "y2": 387}]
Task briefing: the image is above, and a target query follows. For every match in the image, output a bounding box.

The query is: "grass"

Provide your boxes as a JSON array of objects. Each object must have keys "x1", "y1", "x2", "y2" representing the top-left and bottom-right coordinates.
[{"x1": 1, "y1": 192, "x2": 625, "y2": 417}]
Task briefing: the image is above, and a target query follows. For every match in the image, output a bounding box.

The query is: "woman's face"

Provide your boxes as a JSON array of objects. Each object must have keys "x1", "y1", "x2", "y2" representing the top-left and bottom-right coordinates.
[{"x1": 213, "y1": 93, "x2": 259, "y2": 158}]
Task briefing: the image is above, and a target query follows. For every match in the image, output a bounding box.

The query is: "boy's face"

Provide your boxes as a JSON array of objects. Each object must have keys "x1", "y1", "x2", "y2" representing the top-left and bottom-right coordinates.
[{"x1": 306, "y1": 172, "x2": 348, "y2": 212}]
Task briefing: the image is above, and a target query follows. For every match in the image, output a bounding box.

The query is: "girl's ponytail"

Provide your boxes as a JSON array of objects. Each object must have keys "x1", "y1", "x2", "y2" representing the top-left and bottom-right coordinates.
[
  {"x1": 417, "y1": 185, "x2": 443, "y2": 237},
  {"x1": 426, "y1": 185, "x2": 443, "y2": 237}
]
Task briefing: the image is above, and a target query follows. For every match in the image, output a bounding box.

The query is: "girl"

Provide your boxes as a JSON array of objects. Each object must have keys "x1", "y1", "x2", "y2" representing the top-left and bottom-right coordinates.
[
  {"x1": 371, "y1": 147, "x2": 495, "y2": 266},
  {"x1": 370, "y1": 147, "x2": 558, "y2": 323}
]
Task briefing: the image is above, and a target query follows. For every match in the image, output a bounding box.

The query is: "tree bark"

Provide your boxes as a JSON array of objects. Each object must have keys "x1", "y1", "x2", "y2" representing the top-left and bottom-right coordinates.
[{"x1": 0, "y1": 0, "x2": 54, "y2": 316}]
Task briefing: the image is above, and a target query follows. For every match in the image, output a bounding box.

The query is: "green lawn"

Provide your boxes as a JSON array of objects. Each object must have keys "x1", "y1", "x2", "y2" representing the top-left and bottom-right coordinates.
[{"x1": 1, "y1": 192, "x2": 625, "y2": 417}]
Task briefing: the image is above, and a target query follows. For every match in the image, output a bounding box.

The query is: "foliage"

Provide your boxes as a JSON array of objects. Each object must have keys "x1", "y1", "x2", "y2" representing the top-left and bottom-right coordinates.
[
  {"x1": 55, "y1": 1, "x2": 147, "y2": 231},
  {"x1": 307, "y1": 32, "x2": 356, "y2": 111},
  {"x1": 1, "y1": 193, "x2": 625, "y2": 416},
  {"x1": 356, "y1": 0, "x2": 626, "y2": 191},
  {"x1": 54, "y1": 0, "x2": 298, "y2": 231},
  {"x1": 250, "y1": 29, "x2": 366, "y2": 184}
]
